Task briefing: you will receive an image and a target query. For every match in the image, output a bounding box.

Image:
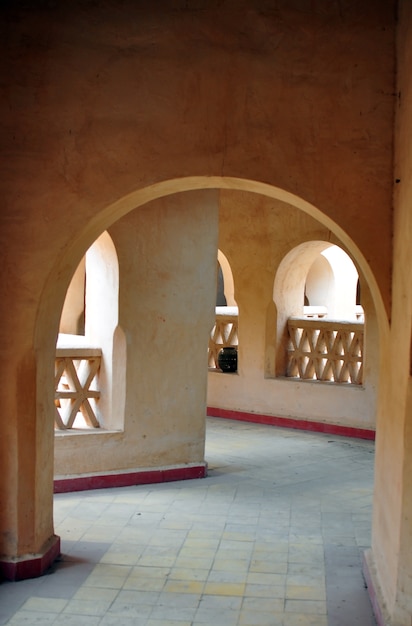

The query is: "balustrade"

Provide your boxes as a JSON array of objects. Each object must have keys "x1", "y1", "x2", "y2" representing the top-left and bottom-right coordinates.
[
  {"x1": 208, "y1": 307, "x2": 239, "y2": 369},
  {"x1": 287, "y1": 317, "x2": 363, "y2": 384},
  {"x1": 55, "y1": 334, "x2": 102, "y2": 430},
  {"x1": 55, "y1": 315, "x2": 362, "y2": 432}
]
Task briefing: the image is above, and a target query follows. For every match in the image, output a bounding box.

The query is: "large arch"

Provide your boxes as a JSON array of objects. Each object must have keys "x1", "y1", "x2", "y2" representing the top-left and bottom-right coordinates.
[
  {"x1": 35, "y1": 177, "x2": 389, "y2": 451},
  {"x1": 2, "y1": 176, "x2": 385, "y2": 582},
  {"x1": 35, "y1": 177, "x2": 389, "y2": 355}
]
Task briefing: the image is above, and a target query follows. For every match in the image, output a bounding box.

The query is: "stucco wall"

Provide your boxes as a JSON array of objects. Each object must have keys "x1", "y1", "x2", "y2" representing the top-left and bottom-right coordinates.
[
  {"x1": 368, "y1": 1, "x2": 412, "y2": 623},
  {"x1": 207, "y1": 190, "x2": 377, "y2": 430},
  {"x1": 0, "y1": 0, "x2": 395, "y2": 580},
  {"x1": 55, "y1": 190, "x2": 218, "y2": 476}
]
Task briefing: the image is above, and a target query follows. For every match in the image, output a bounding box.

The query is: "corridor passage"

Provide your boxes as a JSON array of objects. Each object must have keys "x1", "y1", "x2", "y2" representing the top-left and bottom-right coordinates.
[{"x1": 0, "y1": 418, "x2": 376, "y2": 625}]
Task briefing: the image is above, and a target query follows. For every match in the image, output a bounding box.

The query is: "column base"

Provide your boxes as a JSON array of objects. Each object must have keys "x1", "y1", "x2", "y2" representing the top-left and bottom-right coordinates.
[
  {"x1": 0, "y1": 534, "x2": 61, "y2": 581},
  {"x1": 363, "y1": 548, "x2": 388, "y2": 626}
]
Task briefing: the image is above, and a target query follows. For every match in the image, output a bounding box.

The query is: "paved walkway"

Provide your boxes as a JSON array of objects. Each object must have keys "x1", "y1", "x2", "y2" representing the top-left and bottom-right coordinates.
[{"x1": 0, "y1": 418, "x2": 376, "y2": 625}]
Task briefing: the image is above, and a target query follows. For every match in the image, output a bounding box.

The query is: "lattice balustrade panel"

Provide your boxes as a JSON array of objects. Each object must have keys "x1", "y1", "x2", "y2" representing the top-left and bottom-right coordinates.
[
  {"x1": 208, "y1": 314, "x2": 239, "y2": 368},
  {"x1": 286, "y1": 317, "x2": 364, "y2": 385},
  {"x1": 55, "y1": 347, "x2": 102, "y2": 429}
]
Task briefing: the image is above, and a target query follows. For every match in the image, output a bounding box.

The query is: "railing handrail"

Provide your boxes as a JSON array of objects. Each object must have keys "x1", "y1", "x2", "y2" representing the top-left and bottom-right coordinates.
[
  {"x1": 289, "y1": 316, "x2": 364, "y2": 330},
  {"x1": 215, "y1": 306, "x2": 238, "y2": 316},
  {"x1": 214, "y1": 313, "x2": 239, "y2": 324},
  {"x1": 56, "y1": 347, "x2": 102, "y2": 358}
]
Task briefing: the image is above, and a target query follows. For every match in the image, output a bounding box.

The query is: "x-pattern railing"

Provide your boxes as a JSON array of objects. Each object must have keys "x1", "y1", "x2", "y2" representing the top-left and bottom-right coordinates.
[
  {"x1": 287, "y1": 317, "x2": 363, "y2": 384},
  {"x1": 55, "y1": 343, "x2": 102, "y2": 429},
  {"x1": 208, "y1": 312, "x2": 239, "y2": 369}
]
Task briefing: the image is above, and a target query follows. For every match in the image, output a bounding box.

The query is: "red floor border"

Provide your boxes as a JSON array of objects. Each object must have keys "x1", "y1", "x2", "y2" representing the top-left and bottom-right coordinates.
[
  {"x1": 54, "y1": 463, "x2": 207, "y2": 494},
  {"x1": 207, "y1": 407, "x2": 375, "y2": 440},
  {"x1": 0, "y1": 535, "x2": 61, "y2": 582}
]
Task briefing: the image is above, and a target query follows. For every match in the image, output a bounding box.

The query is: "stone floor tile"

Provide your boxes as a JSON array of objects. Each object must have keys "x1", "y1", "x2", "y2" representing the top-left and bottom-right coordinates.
[
  {"x1": 148, "y1": 530, "x2": 188, "y2": 546},
  {"x1": 215, "y1": 547, "x2": 253, "y2": 561},
  {"x1": 99, "y1": 549, "x2": 143, "y2": 565},
  {"x1": 156, "y1": 591, "x2": 202, "y2": 608},
  {"x1": 238, "y1": 610, "x2": 284, "y2": 625},
  {"x1": 6, "y1": 612, "x2": 58, "y2": 625},
  {"x1": 253, "y1": 541, "x2": 289, "y2": 554},
  {"x1": 18, "y1": 597, "x2": 68, "y2": 613},
  {"x1": 163, "y1": 580, "x2": 204, "y2": 594},
  {"x1": 203, "y1": 582, "x2": 246, "y2": 596},
  {"x1": 186, "y1": 529, "x2": 223, "y2": 540},
  {"x1": 212, "y1": 558, "x2": 250, "y2": 571},
  {"x1": 106, "y1": 598, "x2": 153, "y2": 618},
  {"x1": 137, "y1": 555, "x2": 177, "y2": 568},
  {"x1": 99, "y1": 617, "x2": 144, "y2": 626},
  {"x1": 173, "y1": 555, "x2": 214, "y2": 569},
  {"x1": 249, "y1": 558, "x2": 288, "y2": 574},
  {"x1": 61, "y1": 598, "x2": 113, "y2": 616},
  {"x1": 199, "y1": 594, "x2": 242, "y2": 610},
  {"x1": 241, "y1": 596, "x2": 284, "y2": 612},
  {"x1": 282, "y1": 613, "x2": 328, "y2": 626},
  {"x1": 207, "y1": 569, "x2": 248, "y2": 584},
  {"x1": 114, "y1": 589, "x2": 160, "y2": 604},
  {"x1": 128, "y1": 565, "x2": 170, "y2": 578},
  {"x1": 244, "y1": 583, "x2": 286, "y2": 598},
  {"x1": 177, "y1": 547, "x2": 217, "y2": 560},
  {"x1": 286, "y1": 573, "x2": 325, "y2": 587},
  {"x1": 285, "y1": 599, "x2": 327, "y2": 614},
  {"x1": 90, "y1": 563, "x2": 131, "y2": 577},
  {"x1": 149, "y1": 606, "x2": 197, "y2": 621},
  {"x1": 286, "y1": 584, "x2": 326, "y2": 601},
  {"x1": 82, "y1": 575, "x2": 128, "y2": 589},
  {"x1": 2, "y1": 418, "x2": 376, "y2": 626},
  {"x1": 193, "y1": 607, "x2": 240, "y2": 625},
  {"x1": 142, "y1": 543, "x2": 180, "y2": 555},
  {"x1": 246, "y1": 571, "x2": 287, "y2": 585},
  {"x1": 181, "y1": 537, "x2": 220, "y2": 549},
  {"x1": 287, "y1": 562, "x2": 325, "y2": 577},
  {"x1": 221, "y1": 531, "x2": 256, "y2": 542},
  {"x1": 218, "y1": 539, "x2": 254, "y2": 551},
  {"x1": 167, "y1": 567, "x2": 210, "y2": 582},
  {"x1": 146, "y1": 621, "x2": 192, "y2": 626},
  {"x1": 53, "y1": 616, "x2": 102, "y2": 626},
  {"x1": 158, "y1": 514, "x2": 194, "y2": 527},
  {"x1": 122, "y1": 576, "x2": 166, "y2": 592},
  {"x1": 72, "y1": 587, "x2": 118, "y2": 602}
]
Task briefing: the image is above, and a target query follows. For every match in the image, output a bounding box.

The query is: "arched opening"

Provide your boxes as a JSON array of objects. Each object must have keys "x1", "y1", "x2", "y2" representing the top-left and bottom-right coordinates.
[
  {"x1": 209, "y1": 250, "x2": 239, "y2": 373},
  {"x1": 31, "y1": 177, "x2": 387, "y2": 577},
  {"x1": 304, "y1": 245, "x2": 362, "y2": 321},
  {"x1": 55, "y1": 232, "x2": 126, "y2": 432},
  {"x1": 272, "y1": 242, "x2": 369, "y2": 377},
  {"x1": 217, "y1": 249, "x2": 237, "y2": 308},
  {"x1": 273, "y1": 242, "x2": 365, "y2": 385}
]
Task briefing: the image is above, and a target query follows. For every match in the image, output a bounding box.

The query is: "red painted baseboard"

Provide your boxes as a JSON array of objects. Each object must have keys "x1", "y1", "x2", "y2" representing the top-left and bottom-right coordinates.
[
  {"x1": 0, "y1": 535, "x2": 61, "y2": 582},
  {"x1": 207, "y1": 407, "x2": 375, "y2": 440},
  {"x1": 54, "y1": 463, "x2": 207, "y2": 494}
]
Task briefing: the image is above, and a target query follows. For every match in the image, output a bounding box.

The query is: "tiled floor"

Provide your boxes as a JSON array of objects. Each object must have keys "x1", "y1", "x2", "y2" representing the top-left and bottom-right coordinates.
[{"x1": 0, "y1": 417, "x2": 376, "y2": 625}]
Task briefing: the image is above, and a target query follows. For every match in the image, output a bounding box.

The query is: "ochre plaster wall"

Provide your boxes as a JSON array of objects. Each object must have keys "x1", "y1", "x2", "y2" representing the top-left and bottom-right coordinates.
[
  {"x1": 207, "y1": 191, "x2": 378, "y2": 429},
  {"x1": 59, "y1": 258, "x2": 85, "y2": 335},
  {"x1": 55, "y1": 190, "x2": 218, "y2": 476},
  {"x1": 0, "y1": 0, "x2": 396, "y2": 591},
  {"x1": 367, "y1": 1, "x2": 412, "y2": 623}
]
